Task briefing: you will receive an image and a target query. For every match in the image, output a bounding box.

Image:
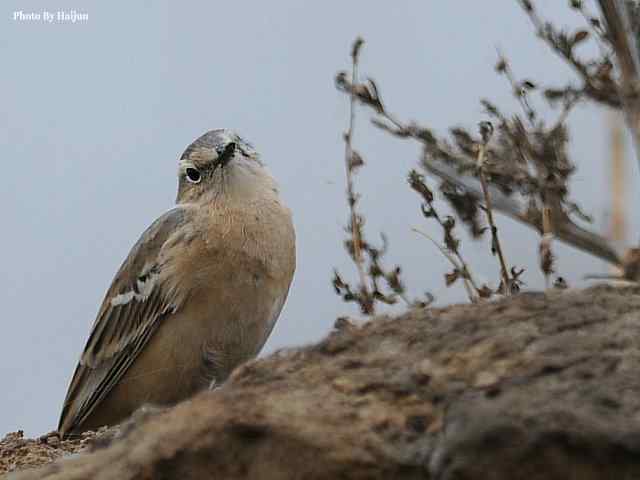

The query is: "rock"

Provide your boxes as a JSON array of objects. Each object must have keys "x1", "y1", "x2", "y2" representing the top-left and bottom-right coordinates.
[
  {"x1": 5, "y1": 285, "x2": 640, "y2": 479},
  {"x1": 0, "y1": 429, "x2": 96, "y2": 476}
]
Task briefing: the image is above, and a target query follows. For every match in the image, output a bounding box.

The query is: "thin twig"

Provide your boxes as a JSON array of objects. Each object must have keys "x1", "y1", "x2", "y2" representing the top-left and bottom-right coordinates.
[
  {"x1": 477, "y1": 122, "x2": 511, "y2": 294},
  {"x1": 335, "y1": 38, "x2": 425, "y2": 314},
  {"x1": 412, "y1": 227, "x2": 477, "y2": 302},
  {"x1": 598, "y1": 0, "x2": 640, "y2": 181},
  {"x1": 520, "y1": 1, "x2": 621, "y2": 109},
  {"x1": 550, "y1": 89, "x2": 582, "y2": 132},
  {"x1": 496, "y1": 48, "x2": 537, "y2": 125},
  {"x1": 571, "y1": 0, "x2": 610, "y2": 55},
  {"x1": 343, "y1": 37, "x2": 369, "y2": 299},
  {"x1": 408, "y1": 171, "x2": 481, "y2": 294}
]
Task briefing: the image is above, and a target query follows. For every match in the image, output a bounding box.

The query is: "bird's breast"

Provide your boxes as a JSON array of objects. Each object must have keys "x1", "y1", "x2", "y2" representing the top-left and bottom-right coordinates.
[{"x1": 165, "y1": 198, "x2": 295, "y2": 383}]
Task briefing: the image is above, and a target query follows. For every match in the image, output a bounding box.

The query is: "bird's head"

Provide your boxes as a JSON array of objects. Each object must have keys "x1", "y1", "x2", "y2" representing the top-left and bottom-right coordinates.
[{"x1": 176, "y1": 129, "x2": 274, "y2": 204}]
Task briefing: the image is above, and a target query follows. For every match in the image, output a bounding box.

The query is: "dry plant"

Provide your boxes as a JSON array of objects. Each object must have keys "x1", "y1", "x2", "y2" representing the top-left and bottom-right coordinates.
[
  {"x1": 333, "y1": 0, "x2": 640, "y2": 309},
  {"x1": 408, "y1": 170, "x2": 485, "y2": 302},
  {"x1": 332, "y1": 38, "x2": 433, "y2": 315}
]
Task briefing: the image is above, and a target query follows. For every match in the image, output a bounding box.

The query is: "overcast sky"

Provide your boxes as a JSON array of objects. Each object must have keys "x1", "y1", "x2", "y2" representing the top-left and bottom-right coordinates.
[{"x1": 1, "y1": 1, "x2": 638, "y2": 436}]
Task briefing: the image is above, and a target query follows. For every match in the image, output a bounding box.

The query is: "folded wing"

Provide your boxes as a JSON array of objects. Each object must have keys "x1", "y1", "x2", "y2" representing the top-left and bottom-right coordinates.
[{"x1": 58, "y1": 206, "x2": 193, "y2": 436}]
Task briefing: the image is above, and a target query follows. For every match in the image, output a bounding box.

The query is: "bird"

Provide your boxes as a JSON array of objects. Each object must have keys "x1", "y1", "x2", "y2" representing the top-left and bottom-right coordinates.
[{"x1": 58, "y1": 129, "x2": 296, "y2": 437}]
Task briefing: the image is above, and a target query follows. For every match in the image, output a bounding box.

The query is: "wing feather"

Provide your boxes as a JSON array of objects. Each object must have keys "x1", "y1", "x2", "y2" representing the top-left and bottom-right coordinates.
[{"x1": 58, "y1": 206, "x2": 193, "y2": 435}]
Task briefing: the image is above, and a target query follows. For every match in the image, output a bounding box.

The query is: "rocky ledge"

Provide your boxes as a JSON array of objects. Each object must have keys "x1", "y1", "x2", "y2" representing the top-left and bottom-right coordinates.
[{"x1": 3, "y1": 285, "x2": 640, "y2": 479}]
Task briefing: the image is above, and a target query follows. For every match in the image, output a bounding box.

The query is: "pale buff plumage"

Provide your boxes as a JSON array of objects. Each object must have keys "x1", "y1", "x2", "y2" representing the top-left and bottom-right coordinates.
[{"x1": 58, "y1": 130, "x2": 295, "y2": 437}]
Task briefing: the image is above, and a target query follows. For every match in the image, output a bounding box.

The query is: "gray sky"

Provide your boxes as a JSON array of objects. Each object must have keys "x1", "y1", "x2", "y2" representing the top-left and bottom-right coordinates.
[{"x1": 1, "y1": 1, "x2": 638, "y2": 436}]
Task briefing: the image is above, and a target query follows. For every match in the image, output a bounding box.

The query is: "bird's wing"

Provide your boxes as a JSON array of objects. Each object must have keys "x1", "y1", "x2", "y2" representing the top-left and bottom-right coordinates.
[{"x1": 58, "y1": 206, "x2": 194, "y2": 435}]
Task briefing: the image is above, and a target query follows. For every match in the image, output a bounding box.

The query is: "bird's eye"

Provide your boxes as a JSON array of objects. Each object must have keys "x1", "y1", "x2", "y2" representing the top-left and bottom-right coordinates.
[{"x1": 185, "y1": 167, "x2": 201, "y2": 184}]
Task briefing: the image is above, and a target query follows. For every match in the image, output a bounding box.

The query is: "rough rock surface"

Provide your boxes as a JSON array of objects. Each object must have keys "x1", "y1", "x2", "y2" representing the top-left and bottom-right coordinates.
[
  {"x1": 0, "y1": 429, "x2": 102, "y2": 476},
  {"x1": 4, "y1": 285, "x2": 640, "y2": 479}
]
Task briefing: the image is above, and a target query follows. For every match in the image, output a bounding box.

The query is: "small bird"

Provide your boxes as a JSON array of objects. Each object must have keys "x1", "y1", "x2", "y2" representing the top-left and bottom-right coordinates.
[{"x1": 58, "y1": 129, "x2": 296, "y2": 437}]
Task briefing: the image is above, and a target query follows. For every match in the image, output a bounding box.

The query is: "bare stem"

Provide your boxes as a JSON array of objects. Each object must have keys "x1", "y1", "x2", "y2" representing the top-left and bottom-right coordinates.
[
  {"x1": 343, "y1": 37, "x2": 370, "y2": 300},
  {"x1": 412, "y1": 227, "x2": 477, "y2": 302},
  {"x1": 496, "y1": 48, "x2": 536, "y2": 125},
  {"x1": 598, "y1": 0, "x2": 640, "y2": 187},
  {"x1": 476, "y1": 128, "x2": 511, "y2": 294},
  {"x1": 413, "y1": 195, "x2": 480, "y2": 294}
]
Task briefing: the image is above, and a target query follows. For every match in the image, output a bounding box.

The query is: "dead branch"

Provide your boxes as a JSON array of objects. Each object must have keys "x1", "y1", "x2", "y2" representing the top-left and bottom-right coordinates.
[{"x1": 598, "y1": 0, "x2": 640, "y2": 176}]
